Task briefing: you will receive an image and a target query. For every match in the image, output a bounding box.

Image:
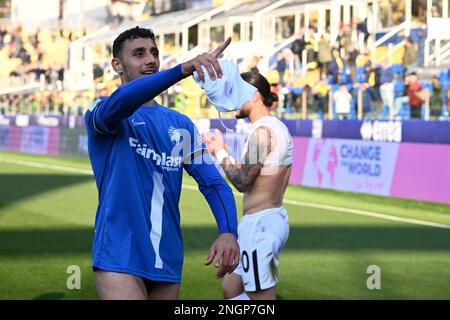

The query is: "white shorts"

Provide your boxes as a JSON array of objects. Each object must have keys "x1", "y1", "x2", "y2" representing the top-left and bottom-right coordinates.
[{"x1": 234, "y1": 206, "x2": 289, "y2": 292}]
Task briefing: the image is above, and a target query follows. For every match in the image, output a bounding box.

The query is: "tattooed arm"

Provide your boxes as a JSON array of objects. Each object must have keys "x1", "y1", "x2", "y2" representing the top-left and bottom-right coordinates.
[{"x1": 203, "y1": 127, "x2": 272, "y2": 193}]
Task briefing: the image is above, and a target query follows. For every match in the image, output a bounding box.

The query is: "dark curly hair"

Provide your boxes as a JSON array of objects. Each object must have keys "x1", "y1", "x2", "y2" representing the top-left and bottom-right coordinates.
[{"x1": 112, "y1": 26, "x2": 155, "y2": 58}]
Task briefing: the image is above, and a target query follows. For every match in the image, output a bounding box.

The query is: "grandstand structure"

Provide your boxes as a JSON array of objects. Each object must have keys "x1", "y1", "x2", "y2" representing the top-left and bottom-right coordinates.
[{"x1": 1, "y1": 0, "x2": 450, "y2": 119}]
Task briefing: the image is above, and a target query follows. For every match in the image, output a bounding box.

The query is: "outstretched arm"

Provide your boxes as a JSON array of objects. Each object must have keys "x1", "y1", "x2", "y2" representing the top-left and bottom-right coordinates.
[{"x1": 93, "y1": 37, "x2": 232, "y2": 133}]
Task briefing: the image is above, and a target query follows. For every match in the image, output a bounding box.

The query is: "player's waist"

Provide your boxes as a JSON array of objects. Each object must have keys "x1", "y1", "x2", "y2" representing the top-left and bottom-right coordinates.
[{"x1": 241, "y1": 205, "x2": 287, "y2": 221}]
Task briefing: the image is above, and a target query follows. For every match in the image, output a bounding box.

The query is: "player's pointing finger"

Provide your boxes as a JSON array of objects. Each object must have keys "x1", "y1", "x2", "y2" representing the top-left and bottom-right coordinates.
[{"x1": 211, "y1": 37, "x2": 231, "y2": 59}]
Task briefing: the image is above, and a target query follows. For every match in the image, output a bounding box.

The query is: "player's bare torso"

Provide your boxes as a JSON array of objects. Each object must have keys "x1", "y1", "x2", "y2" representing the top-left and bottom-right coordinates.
[{"x1": 243, "y1": 165, "x2": 292, "y2": 214}]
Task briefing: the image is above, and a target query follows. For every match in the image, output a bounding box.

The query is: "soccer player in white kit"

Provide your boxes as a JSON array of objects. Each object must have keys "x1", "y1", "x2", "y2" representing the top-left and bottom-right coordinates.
[{"x1": 203, "y1": 71, "x2": 293, "y2": 300}]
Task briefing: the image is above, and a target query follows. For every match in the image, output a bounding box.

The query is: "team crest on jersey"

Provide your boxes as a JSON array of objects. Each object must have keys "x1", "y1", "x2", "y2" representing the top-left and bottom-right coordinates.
[{"x1": 168, "y1": 126, "x2": 181, "y2": 145}]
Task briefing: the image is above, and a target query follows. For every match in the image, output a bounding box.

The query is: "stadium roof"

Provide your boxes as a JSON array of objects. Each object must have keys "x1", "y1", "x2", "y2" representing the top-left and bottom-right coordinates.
[
  {"x1": 272, "y1": 0, "x2": 330, "y2": 13},
  {"x1": 81, "y1": 5, "x2": 213, "y2": 45},
  {"x1": 206, "y1": 0, "x2": 329, "y2": 23},
  {"x1": 78, "y1": 0, "x2": 335, "y2": 46},
  {"x1": 139, "y1": 6, "x2": 212, "y2": 33},
  {"x1": 212, "y1": 0, "x2": 275, "y2": 20}
]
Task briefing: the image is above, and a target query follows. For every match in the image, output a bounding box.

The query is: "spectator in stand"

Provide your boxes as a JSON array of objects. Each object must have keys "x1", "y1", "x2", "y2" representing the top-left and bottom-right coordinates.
[
  {"x1": 356, "y1": 17, "x2": 370, "y2": 50},
  {"x1": 447, "y1": 88, "x2": 450, "y2": 115},
  {"x1": 334, "y1": 83, "x2": 352, "y2": 119},
  {"x1": 357, "y1": 81, "x2": 377, "y2": 116},
  {"x1": 430, "y1": 75, "x2": 443, "y2": 119},
  {"x1": 275, "y1": 51, "x2": 287, "y2": 86},
  {"x1": 328, "y1": 48, "x2": 344, "y2": 84},
  {"x1": 312, "y1": 79, "x2": 331, "y2": 114},
  {"x1": 284, "y1": 77, "x2": 301, "y2": 114},
  {"x1": 318, "y1": 34, "x2": 332, "y2": 80},
  {"x1": 416, "y1": 23, "x2": 427, "y2": 68},
  {"x1": 337, "y1": 24, "x2": 352, "y2": 51},
  {"x1": 345, "y1": 42, "x2": 359, "y2": 83},
  {"x1": 431, "y1": 3, "x2": 441, "y2": 17},
  {"x1": 368, "y1": 64, "x2": 383, "y2": 115},
  {"x1": 270, "y1": 83, "x2": 285, "y2": 118},
  {"x1": 0, "y1": 95, "x2": 7, "y2": 115},
  {"x1": 379, "y1": 61, "x2": 395, "y2": 115},
  {"x1": 407, "y1": 72, "x2": 424, "y2": 119},
  {"x1": 93, "y1": 63, "x2": 104, "y2": 80},
  {"x1": 361, "y1": 52, "x2": 373, "y2": 82},
  {"x1": 402, "y1": 37, "x2": 418, "y2": 75},
  {"x1": 291, "y1": 29, "x2": 307, "y2": 75},
  {"x1": 394, "y1": 74, "x2": 411, "y2": 117}
]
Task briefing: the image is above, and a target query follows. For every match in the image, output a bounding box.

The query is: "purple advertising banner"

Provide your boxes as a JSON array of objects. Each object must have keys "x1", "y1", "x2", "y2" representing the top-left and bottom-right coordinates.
[
  {"x1": 390, "y1": 143, "x2": 450, "y2": 204},
  {"x1": 290, "y1": 137, "x2": 450, "y2": 204},
  {"x1": 0, "y1": 126, "x2": 60, "y2": 155},
  {"x1": 3, "y1": 116, "x2": 450, "y2": 144},
  {"x1": 301, "y1": 138, "x2": 400, "y2": 196}
]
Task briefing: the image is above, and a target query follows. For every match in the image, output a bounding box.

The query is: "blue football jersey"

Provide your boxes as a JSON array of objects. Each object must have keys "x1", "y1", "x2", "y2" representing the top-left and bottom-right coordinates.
[{"x1": 85, "y1": 100, "x2": 205, "y2": 283}]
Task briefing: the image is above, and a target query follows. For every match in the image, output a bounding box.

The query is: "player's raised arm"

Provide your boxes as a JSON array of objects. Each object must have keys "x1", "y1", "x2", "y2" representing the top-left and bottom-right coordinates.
[
  {"x1": 93, "y1": 37, "x2": 232, "y2": 133},
  {"x1": 95, "y1": 66, "x2": 186, "y2": 132}
]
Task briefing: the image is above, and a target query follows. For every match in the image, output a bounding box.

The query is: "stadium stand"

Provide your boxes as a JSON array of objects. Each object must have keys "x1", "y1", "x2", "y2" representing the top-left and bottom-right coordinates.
[{"x1": 1, "y1": 0, "x2": 450, "y2": 121}]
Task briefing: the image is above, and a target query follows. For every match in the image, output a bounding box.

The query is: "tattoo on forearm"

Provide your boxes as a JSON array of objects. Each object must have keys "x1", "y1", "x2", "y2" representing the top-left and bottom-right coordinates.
[{"x1": 220, "y1": 127, "x2": 272, "y2": 192}]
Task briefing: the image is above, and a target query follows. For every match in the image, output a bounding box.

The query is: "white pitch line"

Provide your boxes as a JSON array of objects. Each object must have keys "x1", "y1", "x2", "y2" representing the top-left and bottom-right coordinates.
[
  {"x1": 1, "y1": 156, "x2": 450, "y2": 230},
  {"x1": 0, "y1": 157, "x2": 93, "y2": 175},
  {"x1": 282, "y1": 199, "x2": 450, "y2": 230}
]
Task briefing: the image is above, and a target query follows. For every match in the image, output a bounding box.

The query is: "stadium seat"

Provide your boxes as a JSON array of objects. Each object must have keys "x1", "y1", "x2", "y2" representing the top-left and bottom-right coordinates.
[
  {"x1": 394, "y1": 82, "x2": 405, "y2": 98},
  {"x1": 291, "y1": 87, "x2": 304, "y2": 95},
  {"x1": 439, "y1": 71, "x2": 447, "y2": 84},
  {"x1": 392, "y1": 64, "x2": 404, "y2": 76}
]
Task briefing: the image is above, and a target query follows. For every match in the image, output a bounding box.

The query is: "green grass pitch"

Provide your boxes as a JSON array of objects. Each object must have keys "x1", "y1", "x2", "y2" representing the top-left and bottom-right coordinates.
[{"x1": 0, "y1": 151, "x2": 449, "y2": 300}]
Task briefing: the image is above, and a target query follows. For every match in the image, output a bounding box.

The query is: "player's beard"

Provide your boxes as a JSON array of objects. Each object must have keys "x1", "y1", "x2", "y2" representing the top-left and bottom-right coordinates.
[{"x1": 235, "y1": 108, "x2": 250, "y2": 119}]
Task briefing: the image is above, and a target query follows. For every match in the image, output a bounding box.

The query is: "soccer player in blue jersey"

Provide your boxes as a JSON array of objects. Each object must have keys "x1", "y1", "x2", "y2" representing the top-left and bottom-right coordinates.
[{"x1": 85, "y1": 27, "x2": 239, "y2": 300}]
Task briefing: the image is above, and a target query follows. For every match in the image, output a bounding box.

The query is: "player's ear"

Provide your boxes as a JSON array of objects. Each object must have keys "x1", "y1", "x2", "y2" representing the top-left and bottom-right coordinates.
[
  {"x1": 253, "y1": 91, "x2": 263, "y2": 103},
  {"x1": 111, "y1": 58, "x2": 124, "y2": 75}
]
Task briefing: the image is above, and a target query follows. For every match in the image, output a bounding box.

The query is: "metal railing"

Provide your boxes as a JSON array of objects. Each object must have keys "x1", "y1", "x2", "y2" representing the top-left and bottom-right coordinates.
[
  {"x1": 426, "y1": 39, "x2": 450, "y2": 66},
  {"x1": 371, "y1": 22, "x2": 407, "y2": 63},
  {"x1": 375, "y1": 40, "x2": 406, "y2": 65}
]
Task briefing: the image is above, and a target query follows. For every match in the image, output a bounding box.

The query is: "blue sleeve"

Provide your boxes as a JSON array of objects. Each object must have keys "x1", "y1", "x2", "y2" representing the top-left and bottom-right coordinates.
[
  {"x1": 94, "y1": 64, "x2": 185, "y2": 133},
  {"x1": 180, "y1": 117, "x2": 237, "y2": 237},
  {"x1": 186, "y1": 160, "x2": 238, "y2": 238}
]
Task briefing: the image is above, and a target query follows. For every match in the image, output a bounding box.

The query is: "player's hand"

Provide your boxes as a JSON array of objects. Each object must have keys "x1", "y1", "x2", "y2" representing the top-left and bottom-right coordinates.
[
  {"x1": 181, "y1": 37, "x2": 231, "y2": 82},
  {"x1": 205, "y1": 232, "x2": 240, "y2": 279},
  {"x1": 203, "y1": 129, "x2": 226, "y2": 156}
]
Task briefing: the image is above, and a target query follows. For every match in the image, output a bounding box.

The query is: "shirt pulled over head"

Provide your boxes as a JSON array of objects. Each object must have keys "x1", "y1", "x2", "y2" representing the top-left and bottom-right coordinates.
[{"x1": 193, "y1": 60, "x2": 258, "y2": 112}]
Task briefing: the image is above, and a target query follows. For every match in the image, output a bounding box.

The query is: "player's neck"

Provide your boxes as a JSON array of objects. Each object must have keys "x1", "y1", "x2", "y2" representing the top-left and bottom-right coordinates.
[{"x1": 249, "y1": 106, "x2": 270, "y2": 124}]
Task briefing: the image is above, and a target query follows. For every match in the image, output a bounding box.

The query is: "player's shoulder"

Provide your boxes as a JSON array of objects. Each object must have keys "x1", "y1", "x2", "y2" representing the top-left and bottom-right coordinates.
[
  {"x1": 87, "y1": 96, "x2": 109, "y2": 113},
  {"x1": 256, "y1": 116, "x2": 284, "y2": 132},
  {"x1": 253, "y1": 117, "x2": 291, "y2": 140},
  {"x1": 157, "y1": 104, "x2": 193, "y2": 126}
]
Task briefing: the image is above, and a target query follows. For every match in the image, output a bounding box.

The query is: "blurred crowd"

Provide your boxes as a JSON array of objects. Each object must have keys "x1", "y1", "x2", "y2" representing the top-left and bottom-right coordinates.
[
  {"x1": 1, "y1": 17, "x2": 450, "y2": 121},
  {"x1": 0, "y1": 25, "x2": 93, "y2": 116},
  {"x1": 264, "y1": 20, "x2": 450, "y2": 120}
]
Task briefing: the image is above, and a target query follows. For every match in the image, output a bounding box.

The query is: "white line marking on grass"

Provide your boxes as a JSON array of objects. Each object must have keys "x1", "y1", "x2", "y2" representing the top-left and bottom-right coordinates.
[
  {"x1": 283, "y1": 199, "x2": 450, "y2": 230},
  {"x1": 0, "y1": 157, "x2": 93, "y2": 175},
  {"x1": 181, "y1": 185, "x2": 450, "y2": 230},
  {"x1": 2, "y1": 156, "x2": 450, "y2": 230}
]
